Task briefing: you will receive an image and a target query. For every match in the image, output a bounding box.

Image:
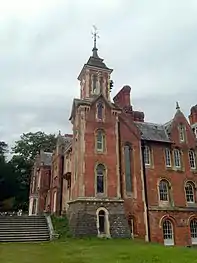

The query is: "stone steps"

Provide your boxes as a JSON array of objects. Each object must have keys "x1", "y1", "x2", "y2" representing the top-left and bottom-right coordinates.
[{"x1": 0, "y1": 215, "x2": 50, "y2": 242}]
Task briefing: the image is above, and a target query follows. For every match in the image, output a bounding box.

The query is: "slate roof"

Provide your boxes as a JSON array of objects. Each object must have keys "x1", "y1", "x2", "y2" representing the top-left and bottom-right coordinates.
[
  {"x1": 86, "y1": 56, "x2": 109, "y2": 70},
  {"x1": 40, "y1": 151, "x2": 53, "y2": 166},
  {"x1": 135, "y1": 121, "x2": 171, "y2": 143},
  {"x1": 164, "y1": 120, "x2": 173, "y2": 135}
]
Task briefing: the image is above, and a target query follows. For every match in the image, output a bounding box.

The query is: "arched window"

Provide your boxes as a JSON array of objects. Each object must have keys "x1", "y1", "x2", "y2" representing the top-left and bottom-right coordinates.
[
  {"x1": 124, "y1": 144, "x2": 132, "y2": 193},
  {"x1": 185, "y1": 182, "x2": 195, "y2": 203},
  {"x1": 96, "y1": 130, "x2": 105, "y2": 152},
  {"x1": 174, "y1": 149, "x2": 181, "y2": 168},
  {"x1": 96, "y1": 164, "x2": 105, "y2": 194},
  {"x1": 97, "y1": 102, "x2": 103, "y2": 120},
  {"x1": 144, "y1": 145, "x2": 151, "y2": 165},
  {"x1": 189, "y1": 150, "x2": 196, "y2": 169},
  {"x1": 163, "y1": 220, "x2": 174, "y2": 246},
  {"x1": 190, "y1": 219, "x2": 197, "y2": 245},
  {"x1": 159, "y1": 180, "x2": 169, "y2": 201},
  {"x1": 92, "y1": 74, "x2": 97, "y2": 93}
]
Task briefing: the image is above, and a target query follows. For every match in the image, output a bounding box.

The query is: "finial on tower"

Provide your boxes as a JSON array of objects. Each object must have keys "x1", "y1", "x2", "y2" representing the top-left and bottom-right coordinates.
[
  {"x1": 176, "y1": 101, "x2": 180, "y2": 110},
  {"x1": 92, "y1": 25, "x2": 99, "y2": 58}
]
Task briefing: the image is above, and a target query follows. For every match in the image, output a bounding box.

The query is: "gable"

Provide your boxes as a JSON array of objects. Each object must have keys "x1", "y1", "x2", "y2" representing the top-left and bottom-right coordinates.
[{"x1": 167, "y1": 110, "x2": 196, "y2": 146}]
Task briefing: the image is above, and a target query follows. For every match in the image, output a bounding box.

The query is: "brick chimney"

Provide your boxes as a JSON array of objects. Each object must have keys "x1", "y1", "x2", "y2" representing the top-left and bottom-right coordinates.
[
  {"x1": 113, "y1": 85, "x2": 131, "y2": 108},
  {"x1": 189, "y1": 105, "x2": 197, "y2": 125},
  {"x1": 189, "y1": 105, "x2": 197, "y2": 138}
]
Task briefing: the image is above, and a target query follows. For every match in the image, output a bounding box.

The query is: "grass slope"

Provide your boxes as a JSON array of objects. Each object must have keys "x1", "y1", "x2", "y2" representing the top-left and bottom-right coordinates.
[{"x1": 1, "y1": 239, "x2": 197, "y2": 263}]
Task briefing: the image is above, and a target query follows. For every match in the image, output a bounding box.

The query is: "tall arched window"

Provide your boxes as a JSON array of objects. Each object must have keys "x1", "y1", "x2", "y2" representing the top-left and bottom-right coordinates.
[
  {"x1": 190, "y1": 219, "x2": 197, "y2": 245},
  {"x1": 163, "y1": 220, "x2": 174, "y2": 246},
  {"x1": 189, "y1": 150, "x2": 196, "y2": 169},
  {"x1": 96, "y1": 164, "x2": 105, "y2": 194},
  {"x1": 124, "y1": 144, "x2": 132, "y2": 193},
  {"x1": 159, "y1": 180, "x2": 169, "y2": 201},
  {"x1": 97, "y1": 102, "x2": 103, "y2": 120},
  {"x1": 185, "y1": 182, "x2": 195, "y2": 203},
  {"x1": 96, "y1": 130, "x2": 105, "y2": 152}
]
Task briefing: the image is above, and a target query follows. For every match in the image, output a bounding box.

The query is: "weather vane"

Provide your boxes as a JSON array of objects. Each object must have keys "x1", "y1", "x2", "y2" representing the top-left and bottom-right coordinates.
[{"x1": 92, "y1": 25, "x2": 99, "y2": 49}]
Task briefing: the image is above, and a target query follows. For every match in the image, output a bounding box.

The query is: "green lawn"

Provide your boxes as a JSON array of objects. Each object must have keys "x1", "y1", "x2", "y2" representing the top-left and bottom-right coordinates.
[{"x1": 0, "y1": 239, "x2": 197, "y2": 263}]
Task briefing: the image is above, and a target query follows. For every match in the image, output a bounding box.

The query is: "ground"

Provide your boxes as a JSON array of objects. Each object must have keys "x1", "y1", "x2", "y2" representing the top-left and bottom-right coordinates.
[{"x1": 1, "y1": 239, "x2": 197, "y2": 263}]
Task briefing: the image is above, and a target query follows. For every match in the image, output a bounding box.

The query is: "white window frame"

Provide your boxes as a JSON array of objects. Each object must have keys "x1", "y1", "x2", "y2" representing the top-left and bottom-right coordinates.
[
  {"x1": 190, "y1": 219, "x2": 197, "y2": 245},
  {"x1": 189, "y1": 150, "x2": 196, "y2": 169},
  {"x1": 144, "y1": 145, "x2": 151, "y2": 165},
  {"x1": 165, "y1": 148, "x2": 171, "y2": 167},
  {"x1": 174, "y1": 149, "x2": 181, "y2": 168},
  {"x1": 163, "y1": 220, "x2": 174, "y2": 246},
  {"x1": 185, "y1": 183, "x2": 195, "y2": 203}
]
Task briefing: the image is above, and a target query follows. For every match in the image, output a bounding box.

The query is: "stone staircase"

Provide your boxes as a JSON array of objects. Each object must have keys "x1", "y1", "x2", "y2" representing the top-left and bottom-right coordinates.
[{"x1": 0, "y1": 215, "x2": 50, "y2": 242}]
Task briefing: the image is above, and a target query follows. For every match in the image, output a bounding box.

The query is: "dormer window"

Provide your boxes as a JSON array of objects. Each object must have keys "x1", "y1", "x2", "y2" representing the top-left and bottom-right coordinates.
[{"x1": 179, "y1": 124, "x2": 186, "y2": 142}]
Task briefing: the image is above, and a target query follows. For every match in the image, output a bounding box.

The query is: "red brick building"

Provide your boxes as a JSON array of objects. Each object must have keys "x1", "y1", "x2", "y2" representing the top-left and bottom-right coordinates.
[{"x1": 29, "y1": 39, "x2": 197, "y2": 246}]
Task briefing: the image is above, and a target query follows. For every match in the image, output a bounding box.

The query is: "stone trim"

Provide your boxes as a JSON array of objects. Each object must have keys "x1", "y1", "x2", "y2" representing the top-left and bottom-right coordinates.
[
  {"x1": 68, "y1": 197, "x2": 124, "y2": 204},
  {"x1": 149, "y1": 206, "x2": 197, "y2": 212}
]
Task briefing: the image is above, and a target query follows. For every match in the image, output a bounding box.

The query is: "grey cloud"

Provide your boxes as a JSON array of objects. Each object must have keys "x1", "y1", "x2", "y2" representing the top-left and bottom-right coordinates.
[{"x1": 0, "y1": 0, "x2": 197, "y2": 147}]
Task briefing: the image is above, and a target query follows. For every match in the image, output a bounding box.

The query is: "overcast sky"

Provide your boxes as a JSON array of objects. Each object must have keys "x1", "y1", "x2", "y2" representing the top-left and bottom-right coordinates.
[{"x1": 0, "y1": 0, "x2": 197, "y2": 146}]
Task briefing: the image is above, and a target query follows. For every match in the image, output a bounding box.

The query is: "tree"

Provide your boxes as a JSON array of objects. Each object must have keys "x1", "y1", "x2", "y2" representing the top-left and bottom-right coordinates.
[
  {"x1": 0, "y1": 142, "x2": 19, "y2": 210},
  {"x1": 10, "y1": 131, "x2": 57, "y2": 211},
  {"x1": 12, "y1": 131, "x2": 57, "y2": 162}
]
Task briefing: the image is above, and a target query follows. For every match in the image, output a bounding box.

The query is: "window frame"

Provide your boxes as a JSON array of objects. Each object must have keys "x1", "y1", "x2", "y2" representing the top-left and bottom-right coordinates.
[
  {"x1": 96, "y1": 164, "x2": 106, "y2": 195},
  {"x1": 165, "y1": 148, "x2": 171, "y2": 167},
  {"x1": 190, "y1": 219, "x2": 197, "y2": 245},
  {"x1": 96, "y1": 130, "x2": 105, "y2": 153},
  {"x1": 159, "y1": 180, "x2": 169, "y2": 202},
  {"x1": 173, "y1": 149, "x2": 181, "y2": 168},
  {"x1": 144, "y1": 145, "x2": 151, "y2": 166},
  {"x1": 189, "y1": 150, "x2": 196, "y2": 170},
  {"x1": 185, "y1": 182, "x2": 195, "y2": 204},
  {"x1": 162, "y1": 220, "x2": 174, "y2": 246},
  {"x1": 179, "y1": 124, "x2": 186, "y2": 142},
  {"x1": 124, "y1": 144, "x2": 132, "y2": 193}
]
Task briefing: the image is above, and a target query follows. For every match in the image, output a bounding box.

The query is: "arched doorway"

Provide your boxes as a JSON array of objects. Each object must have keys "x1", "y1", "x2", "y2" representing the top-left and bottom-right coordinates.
[
  {"x1": 96, "y1": 207, "x2": 110, "y2": 238},
  {"x1": 190, "y1": 219, "x2": 197, "y2": 245},
  {"x1": 162, "y1": 220, "x2": 174, "y2": 246},
  {"x1": 98, "y1": 210, "x2": 105, "y2": 233}
]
